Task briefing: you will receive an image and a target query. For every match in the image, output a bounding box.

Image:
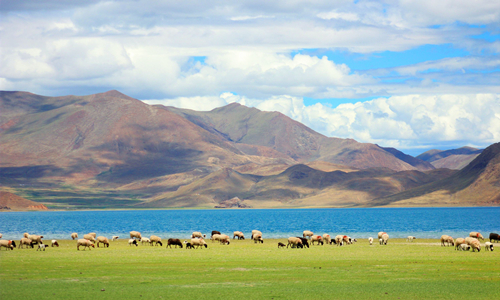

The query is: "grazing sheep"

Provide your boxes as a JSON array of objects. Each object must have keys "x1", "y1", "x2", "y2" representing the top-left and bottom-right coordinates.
[
  {"x1": 485, "y1": 242, "x2": 494, "y2": 251},
  {"x1": 322, "y1": 234, "x2": 331, "y2": 244},
  {"x1": 128, "y1": 239, "x2": 138, "y2": 246},
  {"x1": 190, "y1": 238, "x2": 208, "y2": 249},
  {"x1": 51, "y1": 240, "x2": 59, "y2": 247},
  {"x1": 278, "y1": 242, "x2": 286, "y2": 248},
  {"x1": 37, "y1": 243, "x2": 48, "y2": 251},
  {"x1": 253, "y1": 233, "x2": 264, "y2": 244},
  {"x1": 470, "y1": 239, "x2": 481, "y2": 252},
  {"x1": 295, "y1": 237, "x2": 310, "y2": 248},
  {"x1": 211, "y1": 230, "x2": 221, "y2": 237},
  {"x1": 130, "y1": 231, "x2": 142, "y2": 240},
  {"x1": 112, "y1": 236, "x2": 119, "y2": 241},
  {"x1": 71, "y1": 233, "x2": 78, "y2": 240},
  {"x1": 303, "y1": 230, "x2": 314, "y2": 239},
  {"x1": 96, "y1": 236, "x2": 110, "y2": 248},
  {"x1": 378, "y1": 232, "x2": 387, "y2": 239},
  {"x1": 140, "y1": 237, "x2": 151, "y2": 245},
  {"x1": 489, "y1": 233, "x2": 500, "y2": 243},
  {"x1": 459, "y1": 244, "x2": 471, "y2": 251},
  {"x1": 23, "y1": 233, "x2": 29, "y2": 238},
  {"x1": 218, "y1": 234, "x2": 231, "y2": 245},
  {"x1": 464, "y1": 237, "x2": 476, "y2": 246},
  {"x1": 440, "y1": 235, "x2": 454, "y2": 247},
  {"x1": 77, "y1": 239, "x2": 95, "y2": 251},
  {"x1": 469, "y1": 232, "x2": 484, "y2": 240},
  {"x1": 342, "y1": 235, "x2": 351, "y2": 245},
  {"x1": 233, "y1": 231, "x2": 245, "y2": 240},
  {"x1": 150, "y1": 235, "x2": 163, "y2": 246},
  {"x1": 407, "y1": 236, "x2": 416, "y2": 242},
  {"x1": 311, "y1": 235, "x2": 324, "y2": 245},
  {"x1": 167, "y1": 238, "x2": 183, "y2": 248},
  {"x1": 28, "y1": 234, "x2": 43, "y2": 245},
  {"x1": 287, "y1": 237, "x2": 303, "y2": 249},
  {"x1": 83, "y1": 234, "x2": 96, "y2": 243},
  {"x1": 0, "y1": 240, "x2": 15, "y2": 250},
  {"x1": 88, "y1": 232, "x2": 97, "y2": 238},
  {"x1": 379, "y1": 238, "x2": 383, "y2": 245},
  {"x1": 381, "y1": 233, "x2": 389, "y2": 245},
  {"x1": 191, "y1": 232, "x2": 206, "y2": 239},
  {"x1": 18, "y1": 238, "x2": 32, "y2": 249},
  {"x1": 251, "y1": 230, "x2": 262, "y2": 240},
  {"x1": 455, "y1": 238, "x2": 466, "y2": 250},
  {"x1": 211, "y1": 234, "x2": 222, "y2": 243},
  {"x1": 368, "y1": 237, "x2": 373, "y2": 245},
  {"x1": 335, "y1": 235, "x2": 344, "y2": 246},
  {"x1": 185, "y1": 242, "x2": 194, "y2": 249}
]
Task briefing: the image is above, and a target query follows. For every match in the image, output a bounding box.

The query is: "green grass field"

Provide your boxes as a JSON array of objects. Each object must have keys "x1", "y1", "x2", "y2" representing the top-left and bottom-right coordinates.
[{"x1": 1, "y1": 238, "x2": 499, "y2": 299}]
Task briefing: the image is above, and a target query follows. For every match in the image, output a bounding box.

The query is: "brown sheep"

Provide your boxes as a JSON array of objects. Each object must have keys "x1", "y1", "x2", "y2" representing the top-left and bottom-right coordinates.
[
  {"x1": 96, "y1": 236, "x2": 109, "y2": 248},
  {"x1": 83, "y1": 234, "x2": 96, "y2": 243},
  {"x1": 130, "y1": 231, "x2": 142, "y2": 240},
  {"x1": 18, "y1": 238, "x2": 33, "y2": 249},
  {"x1": 167, "y1": 238, "x2": 183, "y2": 248},
  {"x1": 77, "y1": 239, "x2": 95, "y2": 251},
  {"x1": 440, "y1": 235, "x2": 454, "y2": 246}
]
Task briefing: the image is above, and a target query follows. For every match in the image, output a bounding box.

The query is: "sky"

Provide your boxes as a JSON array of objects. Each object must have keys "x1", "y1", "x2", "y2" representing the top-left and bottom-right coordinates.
[{"x1": 1, "y1": 0, "x2": 499, "y2": 156}]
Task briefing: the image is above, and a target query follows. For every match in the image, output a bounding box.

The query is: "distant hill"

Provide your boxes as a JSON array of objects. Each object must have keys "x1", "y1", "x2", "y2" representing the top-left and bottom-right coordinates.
[
  {"x1": 417, "y1": 147, "x2": 483, "y2": 169},
  {"x1": 368, "y1": 142, "x2": 500, "y2": 207},
  {"x1": 0, "y1": 191, "x2": 48, "y2": 211}
]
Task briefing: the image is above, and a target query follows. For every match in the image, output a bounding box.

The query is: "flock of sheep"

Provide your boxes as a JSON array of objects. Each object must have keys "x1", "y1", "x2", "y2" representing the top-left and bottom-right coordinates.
[{"x1": 0, "y1": 231, "x2": 497, "y2": 252}]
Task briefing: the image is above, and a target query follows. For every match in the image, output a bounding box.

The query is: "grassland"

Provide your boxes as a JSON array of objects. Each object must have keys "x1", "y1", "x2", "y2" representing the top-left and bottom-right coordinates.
[{"x1": 1, "y1": 238, "x2": 499, "y2": 299}]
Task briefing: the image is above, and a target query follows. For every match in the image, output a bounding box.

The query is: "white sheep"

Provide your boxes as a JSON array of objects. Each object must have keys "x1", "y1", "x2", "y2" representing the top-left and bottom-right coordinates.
[
  {"x1": 469, "y1": 232, "x2": 484, "y2": 240},
  {"x1": 128, "y1": 239, "x2": 138, "y2": 246},
  {"x1": 335, "y1": 235, "x2": 344, "y2": 246},
  {"x1": 378, "y1": 232, "x2": 386, "y2": 239},
  {"x1": 19, "y1": 238, "x2": 32, "y2": 249},
  {"x1": 379, "y1": 238, "x2": 383, "y2": 245},
  {"x1": 287, "y1": 237, "x2": 303, "y2": 248},
  {"x1": 407, "y1": 236, "x2": 416, "y2": 242},
  {"x1": 368, "y1": 237, "x2": 373, "y2": 245},
  {"x1": 23, "y1": 233, "x2": 29, "y2": 238},
  {"x1": 470, "y1": 239, "x2": 481, "y2": 252},
  {"x1": 303, "y1": 230, "x2": 314, "y2": 239},
  {"x1": 455, "y1": 238, "x2": 466, "y2": 250},
  {"x1": 112, "y1": 236, "x2": 119, "y2": 241},
  {"x1": 381, "y1": 233, "x2": 389, "y2": 245},
  {"x1": 37, "y1": 243, "x2": 47, "y2": 251},
  {"x1": 28, "y1": 234, "x2": 43, "y2": 245},
  {"x1": 88, "y1": 232, "x2": 97, "y2": 238},
  {"x1": 219, "y1": 234, "x2": 230, "y2": 245},
  {"x1": 130, "y1": 231, "x2": 142, "y2": 240},
  {"x1": 253, "y1": 233, "x2": 264, "y2": 244},
  {"x1": 83, "y1": 234, "x2": 96, "y2": 243},
  {"x1": 233, "y1": 231, "x2": 245, "y2": 240},
  {"x1": 440, "y1": 235, "x2": 454, "y2": 247},
  {"x1": 211, "y1": 234, "x2": 222, "y2": 243},
  {"x1": 191, "y1": 232, "x2": 206, "y2": 239},
  {"x1": 149, "y1": 235, "x2": 162, "y2": 246},
  {"x1": 96, "y1": 236, "x2": 110, "y2": 248},
  {"x1": 0, "y1": 240, "x2": 15, "y2": 250},
  {"x1": 190, "y1": 238, "x2": 208, "y2": 249},
  {"x1": 77, "y1": 239, "x2": 95, "y2": 251},
  {"x1": 311, "y1": 235, "x2": 324, "y2": 245},
  {"x1": 251, "y1": 230, "x2": 262, "y2": 240},
  {"x1": 71, "y1": 233, "x2": 78, "y2": 240},
  {"x1": 51, "y1": 240, "x2": 59, "y2": 247},
  {"x1": 459, "y1": 244, "x2": 470, "y2": 251},
  {"x1": 322, "y1": 234, "x2": 331, "y2": 244},
  {"x1": 140, "y1": 237, "x2": 151, "y2": 245},
  {"x1": 485, "y1": 242, "x2": 494, "y2": 251}
]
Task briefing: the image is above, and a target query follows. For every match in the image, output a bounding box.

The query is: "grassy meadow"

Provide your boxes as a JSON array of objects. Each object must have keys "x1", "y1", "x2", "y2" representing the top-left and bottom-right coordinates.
[{"x1": 1, "y1": 238, "x2": 499, "y2": 299}]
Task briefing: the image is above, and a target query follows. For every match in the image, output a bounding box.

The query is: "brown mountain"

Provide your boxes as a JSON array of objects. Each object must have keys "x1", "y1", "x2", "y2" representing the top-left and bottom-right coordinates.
[
  {"x1": 368, "y1": 142, "x2": 500, "y2": 207},
  {"x1": 417, "y1": 147, "x2": 483, "y2": 169},
  {"x1": 0, "y1": 191, "x2": 48, "y2": 211}
]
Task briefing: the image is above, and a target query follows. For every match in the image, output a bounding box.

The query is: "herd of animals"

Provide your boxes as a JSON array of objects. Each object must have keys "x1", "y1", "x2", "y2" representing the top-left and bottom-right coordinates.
[{"x1": 0, "y1": 231, "x2": 498, "y2": 252}]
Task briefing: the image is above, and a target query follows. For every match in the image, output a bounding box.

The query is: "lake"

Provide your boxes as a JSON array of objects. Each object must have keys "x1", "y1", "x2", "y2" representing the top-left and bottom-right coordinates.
[{"x1": 0, "y1": 207, "x2": 498, "y2": 240}]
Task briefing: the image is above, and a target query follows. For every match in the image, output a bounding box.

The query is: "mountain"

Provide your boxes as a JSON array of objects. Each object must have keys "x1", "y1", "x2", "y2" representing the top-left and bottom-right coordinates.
[
  {"x1": 0, "y1": 90, "x2": 481, "y2": 209},
  {"x1": 0, "y1": 191, "x2": 48, "y2": 211},
  {"x1": 417, "y1": 147, "x2": 483, "y2": 169},
  {"x1": 369, "y1": 142, "x2": 500, "y2": 207}
]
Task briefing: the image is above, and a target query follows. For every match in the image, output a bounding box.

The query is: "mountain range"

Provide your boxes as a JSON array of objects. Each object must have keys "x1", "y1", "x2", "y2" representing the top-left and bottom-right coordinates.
[{"x1": 0, "y1": 90, "x2": 498, "y2": 209}]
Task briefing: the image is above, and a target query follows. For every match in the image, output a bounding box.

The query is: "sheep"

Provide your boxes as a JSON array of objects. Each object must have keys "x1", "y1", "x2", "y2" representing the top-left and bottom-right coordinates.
[
  {"x1": 350, "y1": 237, "x2": 358, "y2": 243},
  {"x1": 407, "y1": 236, "x2": 416, "y2": 242},
  {"x1": 251, "y1": 230, "x2": 262, "y2": 240},
  {"x1": 218, "y1": 234, "x2": 231, "y2": 245},
  {"x1": 191, "y1": 232, "x2": 206, "y2": 239},
  {"x1": 0, "y1": 240, "x2": 15, "y2": 250},
  {"x1": 470, "y1": 239, "x2": 481, "y2": 252},
  {"x1": 128, "y1": 239, "x2": 138, "y2": 246},
  {"x1": 378, "y1": 232, "x2": 387, "y2": 239},
  {"x1": 489, "y1": 233, "x2": 500, "y2": 243},
  {"x1": 167, "y1": 238, "x2": 183, "y2": 248},
  {"x1": 51, "y1": 240, "x2": 59, "y2": 247},
  {"x1": 303, "y1": 230, "x2": 314, "y2": 240},
  {"x1": 19, "y1": 238, "x2": 32, "y2": 249},
  {"x1": 368, "y1": 237, "x2": 373, "y2": 245},
  {"x1": 77, "y1": 239, "x2": 95, "y2": 251},
  {"x1": 23, "y1": 233, "x2": 29, "y2": 238},
  {"x1": 96, "y1": 236, "x2": 110, "y2": 248},
  {"x1": 150, "y1": 235, "x2": 163, "y2": 246},
  {"x1": 455, "y1": 238, "x2": 466, "y2": 250},
  {"x1": 190, "y1": 238, "x2": 208, "y2": 249},
  {"x1": 322, "y1": 234, "x2": 331, "y2": 244},
  {"x1": 112, "y1": 236, "x2": 119, "y2": 241},
  {"x1": 287, "y1": 237, "x2": 303, "y2": 248},
  {"x1": 253, "y1": 233, "x2": 264, "y2": 244},
  {"x1": 379, "y1": 238, "x2": 383, "y2": 245},
  {"x1": 459, "y1": 244, "x2": 471, "y2": 251},
  {"x1": 278, "y1": 242, "x2": 286, "y2": 248},
  {"x1": 335, "y1": 235, "x2": 344, "y2": 246},
  {"x1": 83, "y1": 234, "x2": 96, "y2": 243},
  {"x1": 211, "y1": 234, "x2": 222, "y2": 243},
  {"x1": 464, "y1": 237, "x2": 476, "y2": 245},
  {"x1": 28, "y1": 234, "x2": 43, "y2": 245},
  {"x1": 311, "y1": 235, "x2": 324, "y2": 245},
  {"x1": 469, "y1": 232, "x2": 484, "y2": 240},
  {"x1": 485, "y1": 242, "x2": 494, "y2": 251},
  {"x1": 185, "y1": 242, "x2": 194, "y2": 249},
  {"x1": 211, "y1": 230, "x2": 221, "y2": 237},
  {"x1": 130, "y1": 231, "x2": 142, "y2": 240},
  {"x1": 37, "y1": 243, "x2": 48, "y2": 251},
  {"x1": 440, "y1": 235, "x2": 454, "y2": 246},
  {"x1": 88, "y1": 232, "x2": 97, "y2": 238},
  {"x1": 342, "y1": 235, "x2": 351, "y2": 245},
  {"x1": 233, "y1": 231, "x2": 245, "y2": 240},
  {"x1": 295, "y1": 237, "x2": 310, "y2": 248},
  {"x1": 140, "y1": 237, "x2": 151, "y2": 245},
  {"x1": 381, "y1": 233, "x2": 389, "y2": 245},
  {"x1": 71, "y1": 233, "x2": 78, "y2": 240}
]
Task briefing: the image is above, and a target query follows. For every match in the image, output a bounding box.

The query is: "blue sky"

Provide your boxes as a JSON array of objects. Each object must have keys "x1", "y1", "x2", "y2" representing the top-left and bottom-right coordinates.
[{"x1": 1, "y1": 0, "x2": 499, "y2": 156}]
